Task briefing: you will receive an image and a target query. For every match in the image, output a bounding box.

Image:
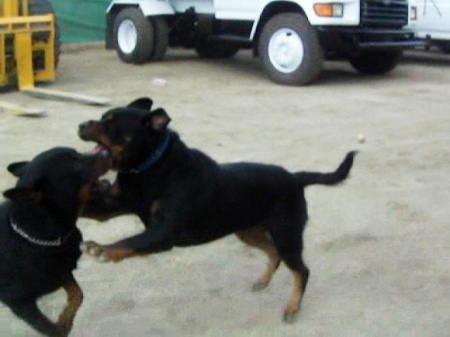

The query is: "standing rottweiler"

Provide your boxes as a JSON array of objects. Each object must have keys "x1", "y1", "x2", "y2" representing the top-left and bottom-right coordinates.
[
  {"x1": 0, "y1": 147, "x2": 110, "y2": 336},
  {"x1": 78, "y1": 98, "x2": 356, "y2": 322}
]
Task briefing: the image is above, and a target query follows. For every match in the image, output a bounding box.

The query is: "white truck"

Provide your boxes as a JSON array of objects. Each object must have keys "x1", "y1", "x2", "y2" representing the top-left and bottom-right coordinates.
[
  {"x1": 105, "y1": 0, "x2": 423, "y2": 85},
  {"x1": 408, "y1": 0, "x2": 450, "y2": 53}
]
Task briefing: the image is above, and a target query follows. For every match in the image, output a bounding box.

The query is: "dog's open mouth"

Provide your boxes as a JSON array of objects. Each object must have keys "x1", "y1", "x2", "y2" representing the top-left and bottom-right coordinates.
[{"x1": 88, "y1": 144, "x2": 110, "y2": 157}]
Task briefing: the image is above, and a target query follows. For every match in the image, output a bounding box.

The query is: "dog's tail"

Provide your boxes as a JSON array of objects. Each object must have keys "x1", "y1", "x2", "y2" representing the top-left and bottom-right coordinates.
[{"x1": 295, "y1": 151, "x2": 357, "y2": 187}]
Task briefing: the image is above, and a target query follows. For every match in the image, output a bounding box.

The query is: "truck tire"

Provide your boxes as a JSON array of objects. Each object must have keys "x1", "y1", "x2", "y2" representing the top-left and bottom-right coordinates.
[
  {"x1": 349, "y1": 50, "x2": 403, "y2": 75},
  {"x1": 29, "y1": 0, "x2": 60, "y2": 68},
  {"x1": 195, "y1": 39, "x2": 239, "y2": 59},
  {"x1": 149, "y1": 17, "x2": 169, "y2": 61},
  {"x1": 258, "y1": 13, "x2": 323, "y2": 86},
  {"x1": 114, "y1": 8, "x2": 154, "y2": 64}
]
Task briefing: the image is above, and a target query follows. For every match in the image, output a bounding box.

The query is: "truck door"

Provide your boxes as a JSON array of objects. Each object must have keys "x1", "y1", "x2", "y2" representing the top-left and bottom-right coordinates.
[
  {"x1": 170, "y1": 0, "x2": 215, "y2": 14},
  {"x1": 213, "y1": 0, "x2": 264, "y2": 20},
  {"x1": 414, "y1": 0, "x2": 450, "y2": 36}
]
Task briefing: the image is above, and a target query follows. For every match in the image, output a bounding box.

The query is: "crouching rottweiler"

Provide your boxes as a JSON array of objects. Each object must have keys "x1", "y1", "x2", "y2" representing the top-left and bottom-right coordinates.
[
  {"x1": 0, "y1": 147, "x2": 110, "y2": 336},
  {"x1": 78, "y1": 98, "x2": 356, "y2": 322}
]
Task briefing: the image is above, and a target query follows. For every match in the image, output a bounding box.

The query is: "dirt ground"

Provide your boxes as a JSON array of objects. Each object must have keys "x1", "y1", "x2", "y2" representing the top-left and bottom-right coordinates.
[{"x1": 0, "y1": 45, "x2": 449, "y2": 337}]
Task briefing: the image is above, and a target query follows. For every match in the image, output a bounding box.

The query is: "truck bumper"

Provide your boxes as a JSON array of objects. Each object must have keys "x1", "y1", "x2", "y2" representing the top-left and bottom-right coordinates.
[{"x1": 318, "y1": 27, "x2": 426, "y2": 55}]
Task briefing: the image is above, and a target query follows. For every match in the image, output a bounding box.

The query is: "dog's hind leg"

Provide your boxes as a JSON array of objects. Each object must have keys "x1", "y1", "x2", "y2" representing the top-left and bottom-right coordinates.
[
  {"x1": 6, "y1": 299, "x2": 61, "y2": 336},
  {"x1": 236, "y1": 227, "x2": 281, "y2": 291},
  {"x1": 270, "y1": 233, "x2": 310, "y2": 322},
  {"x1": 280, "y1": 254, "x2": 310, "y2": 323},
  {"x1": 56, "y1": 274, "x2": 83, "y2": 335},
  {"x1": 269, "y1": 201, "x2": 310, "y2": 322}
]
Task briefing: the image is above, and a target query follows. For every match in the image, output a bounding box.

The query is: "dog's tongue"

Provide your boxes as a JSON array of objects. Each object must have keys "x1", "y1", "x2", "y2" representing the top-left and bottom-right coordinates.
[{"x1": 88, "y1": 145, "x2": 108, "y2": 155}]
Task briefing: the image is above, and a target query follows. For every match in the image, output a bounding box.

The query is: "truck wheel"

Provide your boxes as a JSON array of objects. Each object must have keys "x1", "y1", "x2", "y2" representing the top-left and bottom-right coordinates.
[
  {"x1": 195, "y1": 39, "x2": 239, "y2": 59},
  {"x1": 349, "y1": 50, "x2": 403, "y2": 75},
  {"x1": 29, "y1": 0, "x2": 60, "y2": 68},
  {"x1": 258, "y1": 13, "x2": 323, "y2": 86},
  {"x1": 149, "y1": 17, "x2": 169, "y2": 61},
  {"x1": 114, "y1": 8, "x2": 154, "y2": 64}
]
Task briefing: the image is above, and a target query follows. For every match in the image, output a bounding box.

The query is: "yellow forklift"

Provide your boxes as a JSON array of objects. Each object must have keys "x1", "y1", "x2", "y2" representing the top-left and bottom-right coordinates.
[
  {"x1": 0, "y1": 0, "x2": 58, "y2": 90},
  {"x1": 0, "y1": 0, "x2": 108, "y2": 111}
]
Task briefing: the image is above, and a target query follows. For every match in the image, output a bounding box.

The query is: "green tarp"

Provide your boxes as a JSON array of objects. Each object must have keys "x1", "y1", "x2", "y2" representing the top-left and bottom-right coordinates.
[{"x1": 48, "y1": 0, "x2": 110, "y2": 43}]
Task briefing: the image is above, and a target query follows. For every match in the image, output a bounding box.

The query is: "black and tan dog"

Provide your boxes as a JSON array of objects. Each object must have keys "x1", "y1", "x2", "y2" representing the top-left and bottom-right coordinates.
[
  {"x1": 0, "y1": 147, "x2": 110, "y2": 336},
  {"x1": 78, "y1": 98, "x2": 356, "y2": 322}
]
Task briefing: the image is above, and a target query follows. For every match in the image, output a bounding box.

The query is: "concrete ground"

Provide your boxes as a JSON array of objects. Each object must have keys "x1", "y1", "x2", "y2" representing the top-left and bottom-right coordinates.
[{"x1": 0, "y1": 45, "x2": 449, "y2": 336}]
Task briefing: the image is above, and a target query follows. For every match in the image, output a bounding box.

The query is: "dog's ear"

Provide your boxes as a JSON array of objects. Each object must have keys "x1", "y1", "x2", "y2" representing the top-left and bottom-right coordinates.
[
  {"x1": 127, "y1": 98, "x2": 153, "y2": 111},
  {"x1": 7, "y1": 161, "x2": 29, "y2": 177},
  {"x1": 142, "y1": 108, "x2": 171, "y2": 131},
  {"x1": 3, "y1": 187, "x2": 42, "y2": 201}
]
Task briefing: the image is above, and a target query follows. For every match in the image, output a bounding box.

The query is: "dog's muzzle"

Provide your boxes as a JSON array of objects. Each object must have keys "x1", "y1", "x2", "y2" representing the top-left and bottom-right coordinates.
[{"x1": 78, "y1": 121, "x2": 96, "y2": 141}]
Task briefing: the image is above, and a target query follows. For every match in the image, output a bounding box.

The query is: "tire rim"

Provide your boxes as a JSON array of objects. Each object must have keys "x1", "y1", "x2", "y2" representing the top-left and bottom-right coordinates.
[
  {"x1": 117, "y1": 19, "x2": 137, "y2": 54},
  {"x1": 268, "y1": 28, "x2": 304, "y2": 73}
]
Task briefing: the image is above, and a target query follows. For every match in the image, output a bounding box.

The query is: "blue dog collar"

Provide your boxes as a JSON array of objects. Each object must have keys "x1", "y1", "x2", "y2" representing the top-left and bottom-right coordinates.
[{"x1": 133, "y1": 131, "x2": 171, "y2": 172}]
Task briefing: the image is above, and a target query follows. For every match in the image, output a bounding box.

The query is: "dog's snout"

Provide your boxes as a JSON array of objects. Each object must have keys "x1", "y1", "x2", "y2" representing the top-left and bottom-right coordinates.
[
  {"x1": 78, "y1": 121, "x2": 95, "y2": 139},
  {"x1": 79, "y1": 121, "x2": 92, "y2": 132}
]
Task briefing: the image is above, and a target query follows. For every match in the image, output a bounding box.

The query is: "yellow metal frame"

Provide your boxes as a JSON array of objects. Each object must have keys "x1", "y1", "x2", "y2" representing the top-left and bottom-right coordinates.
[{"x1": 0, "y1": 0, "x2": 55, "y2": 90}]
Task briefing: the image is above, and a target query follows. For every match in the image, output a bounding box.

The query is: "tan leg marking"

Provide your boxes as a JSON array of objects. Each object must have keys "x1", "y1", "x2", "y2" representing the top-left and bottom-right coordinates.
[
  {"x1": 150, "y1": 200, "x2": 160, "y2": 215},
  {"x1": 236, "y1": 227, "x2": 281, "y2": 291},
  {"x1": 56, "y1": 274, "x2": 83, "y2": 335},
  {"x1": 283, "y1": 270, "x2": 303, "y2": 323}
]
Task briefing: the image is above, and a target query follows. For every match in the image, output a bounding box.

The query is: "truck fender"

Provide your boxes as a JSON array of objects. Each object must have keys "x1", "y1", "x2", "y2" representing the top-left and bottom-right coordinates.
[
  {"x1": 249, "y1": 0, "x2": 359, "y2": 40},
  {"x1": 107, "y1": 0, "x2": 175, "y2": 16},
  {"x1": 248, "y1": 1, "x2": 304, "y2": 40}
]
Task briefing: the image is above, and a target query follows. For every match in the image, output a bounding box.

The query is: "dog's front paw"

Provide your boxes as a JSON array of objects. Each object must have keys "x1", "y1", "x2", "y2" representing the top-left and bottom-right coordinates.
[
  {"x1": 81, "y1": 241, "x2": 136, "y2": 263},
  {"x1": 81, "y1": 241, "x2": 111, "y2": 262}
]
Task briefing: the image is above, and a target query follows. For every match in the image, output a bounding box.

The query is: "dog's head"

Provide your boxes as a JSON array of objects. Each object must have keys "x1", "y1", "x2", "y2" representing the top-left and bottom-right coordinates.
[
  {"x1": 78, "y1": 98, "x2": 171, "y2": 171},
  {"x1": 4, "y1": 147, "x2": 111, "y2": 215}
]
